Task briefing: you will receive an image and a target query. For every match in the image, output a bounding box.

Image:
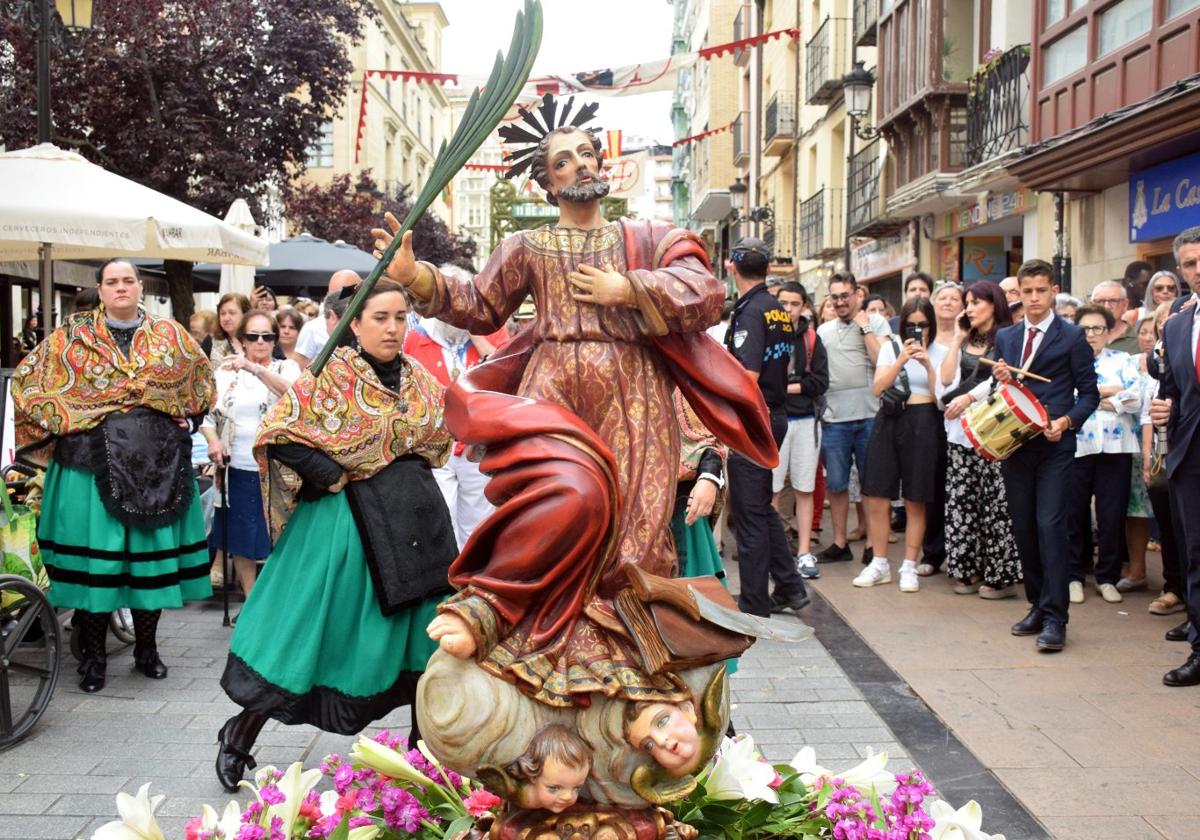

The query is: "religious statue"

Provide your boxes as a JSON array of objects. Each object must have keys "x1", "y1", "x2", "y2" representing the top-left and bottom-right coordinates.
[{"x1": 372, "y1": 95, "x2": 803, "y2": 840}]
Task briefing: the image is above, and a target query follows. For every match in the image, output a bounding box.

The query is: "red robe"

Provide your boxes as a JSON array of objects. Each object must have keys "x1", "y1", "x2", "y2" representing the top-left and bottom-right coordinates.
[{"x1": 424, "y1": 219, "x2": 774, "y2": 707}]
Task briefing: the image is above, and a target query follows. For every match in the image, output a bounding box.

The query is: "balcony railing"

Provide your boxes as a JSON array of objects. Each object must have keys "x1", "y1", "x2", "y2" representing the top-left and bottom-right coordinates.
[
  {"x1": 733, "y1": 111, "x2": 749, "y2": 165},
  {"x1": 733, "y1": 4, "x2": 752, "y2": 66},
  {"x1": 854, "y1": 0, "x2": 877, "y2": 47},
  {"x1": 848, "y1": 141, "x2": 881, "y2": 235},
  {"x1": 964, "y1": 45, "x2": 1030, "y2": 168},
  {"x1": 805, "y1": 17, "x2": 850, "y2": 105},
  {"x1": 764, "y1": 92, "x2": 796, "y2": 156},
  {"x1": 762, "y1": 209, "x2": 795, "y2": 261},
  {"x1": 798, "y1": 188, "x2": 844, "y2": 259}
]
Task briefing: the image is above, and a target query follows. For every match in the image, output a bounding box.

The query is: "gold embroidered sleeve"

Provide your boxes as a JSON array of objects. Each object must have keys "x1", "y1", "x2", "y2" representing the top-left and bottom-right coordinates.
[
  {"x1": 439, "y1": 592, "x2": 505, "y2": 662},
  {"x1": 624, "y1": 252, "x2": 724, "y2": 337},
  {"x1": 414, "y1": 233, "x2": 530, "y2": 334}
]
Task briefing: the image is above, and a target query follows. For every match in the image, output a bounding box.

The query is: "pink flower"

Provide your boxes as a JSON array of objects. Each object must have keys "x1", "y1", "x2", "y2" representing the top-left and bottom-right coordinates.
[
  {"x1": 184, "y1": 817, "x2": 204, "y2": 840},
  {"x1": 769, "y1": 770, "x2": 784, "y2": 789},
  {"x1": 464, "y1": 788, "x2": 503, "y2": 817}
]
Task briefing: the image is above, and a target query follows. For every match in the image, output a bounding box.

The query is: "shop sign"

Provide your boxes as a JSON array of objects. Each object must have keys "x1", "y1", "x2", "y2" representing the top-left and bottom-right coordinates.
[
  {"x1": 942, "y1": 190, "x2": 1033, "y2": 237},
  {"x1": 850, "y1": 222, "x2": 916, "y2": 282},
  {"x1": 1129, "y1": 150, "x2": 1200, "y2": 242},
  {"x1": 961, "y1": 237, "x2": 1006, "y2": 283}
]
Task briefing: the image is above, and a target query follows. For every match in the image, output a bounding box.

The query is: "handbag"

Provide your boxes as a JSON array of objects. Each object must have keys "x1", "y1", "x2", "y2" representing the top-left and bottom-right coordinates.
[
  {"x1": 879, "y1": 337, "x2": 911, "y2": 417},
  {"x1": 0, "y1": 483, "x2": 48, "y2": 612}
]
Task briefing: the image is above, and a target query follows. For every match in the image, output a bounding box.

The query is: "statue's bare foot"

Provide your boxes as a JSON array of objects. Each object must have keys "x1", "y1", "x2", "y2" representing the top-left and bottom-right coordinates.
[{"x1": 427, "y1": 613, "x2": 477, "y2": 659}]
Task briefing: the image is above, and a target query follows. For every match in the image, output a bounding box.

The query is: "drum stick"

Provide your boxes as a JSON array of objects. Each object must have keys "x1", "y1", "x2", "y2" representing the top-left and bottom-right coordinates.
[{"x1": 978, "y1": 357, "x2": 1052, "y2": 384}]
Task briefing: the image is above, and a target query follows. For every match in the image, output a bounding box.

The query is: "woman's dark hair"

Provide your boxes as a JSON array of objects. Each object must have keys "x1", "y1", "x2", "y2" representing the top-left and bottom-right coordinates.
[
  {"x1": 958, "y1": 280, "x2": 1011, "y2": 347},
  {"x1": 236, "y1": 310, "x2": 279, "y2": 343},
  {"x1": 215, "y1": 293, "x2": 252, "y2": 341},
  {"x1": 275, "y1": 308, "x2": 305, "y2": 334},
  {"x1": 95, "y1": 257, "x2": 139, "y2": 284},
  {"x1": 863, "y1": 293, "x2": 887, "y2": 310},
  {"x1": 351, "y1": 279, "x2": 409, "y2": 320},
  {"x1": 1074, "y1": 304, "x2": 1116, "y2": 331},
  {"x1": 898, "y1": 296, "x2": 937, "y2": 345},
  {"x1": 528, "y1": 126, "x2": 604, "y2": 207}
]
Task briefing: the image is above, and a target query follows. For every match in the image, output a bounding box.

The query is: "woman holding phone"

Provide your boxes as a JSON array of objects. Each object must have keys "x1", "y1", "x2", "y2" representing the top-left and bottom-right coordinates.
[{"x1": 854, "y1": 297, "x2": 946, "y2": 593}]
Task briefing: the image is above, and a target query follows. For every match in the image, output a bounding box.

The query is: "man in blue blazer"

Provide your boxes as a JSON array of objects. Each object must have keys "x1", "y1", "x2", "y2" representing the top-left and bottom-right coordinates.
[
  {"x1": 967, "y1": 260, "x2": 1099, "y2": 652},
  {"x1": 1150, "y1": 266, "x2": 1200, "y2": 685}
]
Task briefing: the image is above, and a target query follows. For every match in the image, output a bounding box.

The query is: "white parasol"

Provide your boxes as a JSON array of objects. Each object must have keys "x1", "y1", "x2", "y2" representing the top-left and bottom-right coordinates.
[{"x1": 0, "y1": 143, "x2": 269, "y2": 329}]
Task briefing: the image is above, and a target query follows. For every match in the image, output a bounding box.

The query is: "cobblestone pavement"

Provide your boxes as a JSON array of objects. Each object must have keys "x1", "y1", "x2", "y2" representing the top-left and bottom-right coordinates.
[{"x1": 0, "y1": 589, "x2": 913, "y2": 839}]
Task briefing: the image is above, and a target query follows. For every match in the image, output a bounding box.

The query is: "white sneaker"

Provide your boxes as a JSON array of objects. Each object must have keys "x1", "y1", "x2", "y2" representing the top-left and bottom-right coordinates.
[
  {"x1": 853, "y1": 560, "x2": 891, "y2": 588},
  {"x1": 1069, "y1": 581, "x2": 1085, "y2": 604},
  {"x1": 1097, "y1": 582, "x2": 1123, "y2": 603},
  {"x1": 797, "y1": 553, "x2": 820, "y2": 579},
  {"x1": 899, "y1": 561, "x2": 920, "y2": 593}
]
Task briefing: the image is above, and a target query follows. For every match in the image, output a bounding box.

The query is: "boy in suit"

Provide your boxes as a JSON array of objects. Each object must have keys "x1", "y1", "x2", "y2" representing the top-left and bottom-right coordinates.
[{"x1": 964, "y1": 259, "x2": 1099, "y2": 651}]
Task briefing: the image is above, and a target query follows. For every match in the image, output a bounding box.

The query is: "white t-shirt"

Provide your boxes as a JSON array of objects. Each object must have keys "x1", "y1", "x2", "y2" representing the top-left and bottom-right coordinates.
[
  {"x1": 203, "y1": 359, "x2": 302, "y2": 473},
  {"x1": 876, "y1": 338, "x2": 946, "y2": 398},
  {"x1": 295, "y1": 317, "x2": 329, "y2": 360}
]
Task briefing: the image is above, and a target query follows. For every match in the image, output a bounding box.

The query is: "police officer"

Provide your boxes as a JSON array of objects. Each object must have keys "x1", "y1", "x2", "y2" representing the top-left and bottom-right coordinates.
[{"x1": 723, "y1": 238, "x2": 810, "y2": 617}]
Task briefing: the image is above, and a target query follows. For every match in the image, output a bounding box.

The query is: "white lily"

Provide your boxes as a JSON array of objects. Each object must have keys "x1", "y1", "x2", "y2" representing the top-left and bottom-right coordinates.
[
  {"x1": 91, "y1": 783, "x2": 166, "y2": 840},
  {"x1": 319, "y1": 789, "x2": 341, "y2": 818},
  {"x1": 789, "y1": 746, "x2": 897, "y2": 795},
  {"x1": 704, "y1": 735, "x2": 779, "y2": 804},
  {"x1": 348, "y1": 826, "x2": 383, "y2": 840},
  {"x1": 352, "y1": 736, "x2": 432, "y2": 788},
  {"x1": 198, "y1": 801, "x2": 242, "y2": 838},
  {"x1": 267, "y1": 761, "x2": 324, "y2": 831},
  {"x1": 929, "y1": 799, "x2": 1006, "y2": 840}
]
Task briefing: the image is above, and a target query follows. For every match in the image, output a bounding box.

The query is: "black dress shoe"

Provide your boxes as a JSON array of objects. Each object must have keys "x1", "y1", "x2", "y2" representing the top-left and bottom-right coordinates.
[
  {"x1": 769, "y1": 588, "x2": 811, "y2": 614},
  {"x1": 77, "y1": 658, "x2": 106, "y2": 693},
  {"x1": 215, "y1": 719, "x2": 257, "y2": 793},
  {"x1": 1036, "y1": 619, "x2": 1066, "y2": 652},
  {"x1": 817, "y1": 543, "x2": 852, "y2": 563},
  {"x1": 1163, "y1": 654, "x2": 1200, "y2": 687},
  {"x1": 1166, "y1": 621, "x2": 1191, "y2": 642},
  {"x1": 134, "y1": 650, "x2": 168, "y2": 679},
  {"x1": 1011, "y1": 608, "x2": 1045, "y2": 636}
]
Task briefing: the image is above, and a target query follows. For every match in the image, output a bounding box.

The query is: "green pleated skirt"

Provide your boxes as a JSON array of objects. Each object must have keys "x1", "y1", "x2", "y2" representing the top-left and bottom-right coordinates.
[
  {"x1": 221, "y1": 490, "x2": 442, "y2": 734},
  {"x1": 38, "y1": 462, "x2": 211, "y2": 612},
  {"x1": 670, "y1": 501, "x2": 737, "y2": 676}
]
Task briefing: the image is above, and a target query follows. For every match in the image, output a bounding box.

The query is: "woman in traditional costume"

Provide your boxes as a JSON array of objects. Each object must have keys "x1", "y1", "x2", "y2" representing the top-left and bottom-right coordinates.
[
  {"x1": 214, "y1": 279, "x2": 457, "y2": 792},
  {"x1": 11, "y1": 259, "x2": 216, "y2": 694}
]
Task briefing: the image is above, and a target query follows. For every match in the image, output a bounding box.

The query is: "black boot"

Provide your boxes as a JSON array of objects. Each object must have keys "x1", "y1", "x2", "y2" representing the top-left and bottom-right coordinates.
[
  {"x1": 74, "y1": 609, "x2": 109, "y2": 692},
  {"x1": 216, "y1": 710, "x2": 268, "y2": 792},
  {"x1": 77, "y1": 656, "x2": 107, "y2": 693},
  {"x1": 131, "y1": 609, "x2": 167, "y2": 678}
]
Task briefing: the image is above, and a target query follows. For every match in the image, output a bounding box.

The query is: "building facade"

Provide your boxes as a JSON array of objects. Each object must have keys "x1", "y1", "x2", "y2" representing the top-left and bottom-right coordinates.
[
  {"x1": 301, "y1": 1, "x2": 453, "y2": 225},
  {"x1": 672, "y1": 0, "x2": 743, "y2": 280}
]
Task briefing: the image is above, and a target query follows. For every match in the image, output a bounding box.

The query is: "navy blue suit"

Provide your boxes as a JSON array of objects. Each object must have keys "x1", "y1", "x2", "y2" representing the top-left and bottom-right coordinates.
[
  {"x1": 993, "y1": 316, "x2": 1099, "y2": 624},
  {"x1": 1157, "y1": 309, "x2": 1200, "y2": 653}
]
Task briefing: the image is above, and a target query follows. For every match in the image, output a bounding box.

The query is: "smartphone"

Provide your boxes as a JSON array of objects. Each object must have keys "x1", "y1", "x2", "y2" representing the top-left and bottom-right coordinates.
[{"x1": 903, "y1": 324, "x2": 924, "y2": 344}]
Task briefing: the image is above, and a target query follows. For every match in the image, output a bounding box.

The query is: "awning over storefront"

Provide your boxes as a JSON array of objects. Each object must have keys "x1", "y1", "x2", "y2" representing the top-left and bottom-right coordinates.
[{"x1": 1010, "y1": 80, "x2": 1200, "y2": 194}]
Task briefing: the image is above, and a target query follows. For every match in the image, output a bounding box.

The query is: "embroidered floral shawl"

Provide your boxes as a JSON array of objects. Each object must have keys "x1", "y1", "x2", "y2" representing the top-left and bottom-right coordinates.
[
  {"x1": 12, "y1": 308, "x2": 215, "y2": 466},
  {"x1": 254, "y1": 346, "x2": 452, "y2": 537}
]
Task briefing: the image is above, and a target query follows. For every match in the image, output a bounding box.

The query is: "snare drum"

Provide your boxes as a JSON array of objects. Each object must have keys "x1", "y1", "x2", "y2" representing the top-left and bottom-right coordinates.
[{"x1": 961, "y1": 382, "x2": 1049, "y2": 462}]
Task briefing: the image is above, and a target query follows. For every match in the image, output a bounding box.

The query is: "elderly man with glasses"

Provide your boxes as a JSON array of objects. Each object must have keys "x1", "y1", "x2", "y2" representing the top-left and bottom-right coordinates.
[{"x1": 1091, "y1": 280, "x2": 1142, "y2": 354}]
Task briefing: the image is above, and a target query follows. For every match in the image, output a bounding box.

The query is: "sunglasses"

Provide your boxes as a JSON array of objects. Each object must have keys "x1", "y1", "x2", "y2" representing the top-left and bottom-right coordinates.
[
  {"x1": 244, "y1": 332, "x2": 277, "y2": 343},
  {"x1": 1153, "y1": 283, "x2": 1177, "y2": 293}
]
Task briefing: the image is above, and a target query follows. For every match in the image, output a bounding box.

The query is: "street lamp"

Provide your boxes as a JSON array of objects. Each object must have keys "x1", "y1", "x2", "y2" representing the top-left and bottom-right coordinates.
[
  {"x1": 842, "y1": 61, "x2": 881, "y2": 141},
  {"x1": 54, "y1": 0, "x2": 93, "y2": 31}
]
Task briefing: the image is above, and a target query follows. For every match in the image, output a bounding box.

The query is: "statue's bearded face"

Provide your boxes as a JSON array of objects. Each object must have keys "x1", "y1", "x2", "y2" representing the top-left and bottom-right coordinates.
[{"x1": 546, "y1": 129, "x2": 610, "y2": 206}]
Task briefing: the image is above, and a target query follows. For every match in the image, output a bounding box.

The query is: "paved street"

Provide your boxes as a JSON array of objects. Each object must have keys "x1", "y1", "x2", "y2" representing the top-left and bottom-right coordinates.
[
  {"x1": 0, "y1": 581, "x2": 916, "y2": 840},
  {"x1": 810, "y1": 531, "x2": 1200, "y2": 839}
]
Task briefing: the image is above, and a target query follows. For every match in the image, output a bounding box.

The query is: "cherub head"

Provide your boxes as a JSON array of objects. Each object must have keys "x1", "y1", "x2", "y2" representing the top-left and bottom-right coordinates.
[
  {"x1": 623, "y1": 700, "x2": 701, "y2": 776},
  {"x1": 506, "y1": 724, "x2": 593, "y2": 814}
]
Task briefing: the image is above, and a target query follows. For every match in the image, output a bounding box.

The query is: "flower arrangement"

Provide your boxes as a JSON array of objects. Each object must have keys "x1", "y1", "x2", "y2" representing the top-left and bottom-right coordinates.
[{"x1": 93, "y1": 735, "x2": 1005, "y2": 840}]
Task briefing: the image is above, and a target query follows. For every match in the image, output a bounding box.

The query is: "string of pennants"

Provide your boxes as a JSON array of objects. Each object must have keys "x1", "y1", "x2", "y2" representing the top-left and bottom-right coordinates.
[
  {"x1": 671, "y1": 120, "x2": 736, "y2": 149},
  {"x1": 353, "y1": 26, "x2": 801, "y2": 162}
]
